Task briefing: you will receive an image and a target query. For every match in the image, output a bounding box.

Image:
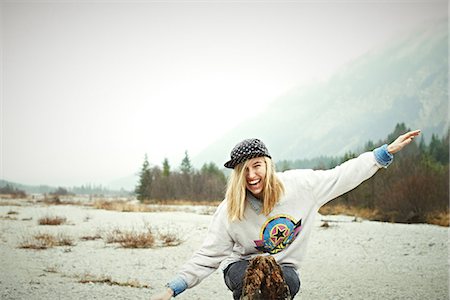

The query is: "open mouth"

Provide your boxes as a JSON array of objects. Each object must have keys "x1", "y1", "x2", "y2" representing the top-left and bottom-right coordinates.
[{"x1": 248, "y1": 179, "x2": 261, "y2": 186}]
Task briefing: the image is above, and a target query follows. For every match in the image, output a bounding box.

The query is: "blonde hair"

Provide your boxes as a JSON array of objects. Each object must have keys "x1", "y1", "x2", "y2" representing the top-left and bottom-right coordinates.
[{"x1": 226, "y1": 157, "x2": 284, "y2": 221}]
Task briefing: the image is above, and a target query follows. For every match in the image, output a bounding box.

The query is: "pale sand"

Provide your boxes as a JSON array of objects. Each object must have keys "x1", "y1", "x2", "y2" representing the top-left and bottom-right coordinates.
[{"x1": 0, "y1": 199, "x2": 448, "y2": 300}]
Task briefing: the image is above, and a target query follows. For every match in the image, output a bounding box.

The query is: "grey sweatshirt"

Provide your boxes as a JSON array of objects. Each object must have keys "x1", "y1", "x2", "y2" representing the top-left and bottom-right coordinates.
[{"x1": 169, "y1": 148, "x2": 392, "y2": 296}]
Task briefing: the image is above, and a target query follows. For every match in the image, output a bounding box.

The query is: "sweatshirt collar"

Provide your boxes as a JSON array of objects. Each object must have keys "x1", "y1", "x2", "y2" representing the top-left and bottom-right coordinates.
[{"x1": 246, "y1": 190, "x2": 262, "y2": 214}]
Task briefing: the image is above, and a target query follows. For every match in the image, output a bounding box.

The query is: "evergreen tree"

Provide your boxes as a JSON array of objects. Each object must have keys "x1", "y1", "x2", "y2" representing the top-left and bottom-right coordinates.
[
  {"x1": 429, "y1": 132, "x2": 449, "y2": 164},
  {"x1": 162, "y1": 158, "x2": 171, "y2": 177},
  {"x1": 135, "y1": 154, "x2": 152, "y2": 202},
  {"x1": 180, "y1": 150, "x2": 193, "y2": 175}
]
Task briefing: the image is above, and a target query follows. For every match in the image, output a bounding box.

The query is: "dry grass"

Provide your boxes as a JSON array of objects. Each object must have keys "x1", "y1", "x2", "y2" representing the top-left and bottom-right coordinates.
[
  {"x1": 0, "y1": 194, "x2": 27, "y2": 200},
  {"x1": 105, "y1": 228, "x2": 155, "y2": 248},
  {"x1": 38, "y1": 215, "x2": 67, "y2": 225},
  {"x1": 158, "y1": 231, "x2": 183, "y2": 247},
  {"x1": 82, "y1": 198, "x2": 221, "y2": 215},
  {"x1": 19, "y1": 232, "x2": 75, "y2": 250},
  {"x1": 104, "y1": 226, "x2": 183, "y2": 248},
  {"x1": 426, "y1": 211, "x2": 450, "y2": 227},
  {"x1": 143, "y1": 199, "x2": 221, "y2": 206},
  {"x1": 319, "y1": 204, "x2": 449, "y2": 227},
  {"x1": 77, "y1": 273, "x2": 150, "y2": 288},
  {"x1": 80, "y1": 233, "x2": 102, "y2": 241},
  {"x1": 319, "y1": 204, "x2": 381, "y2": 220},
  {"x1": 0, "y1": 200, "x2": 23, "y2": 206},
  {"x1": 40, "y1": 195, "x2": 62, "y2": 205},
  {"x1": 93, "y1": 200, "x2": 157, "y2": 212}
]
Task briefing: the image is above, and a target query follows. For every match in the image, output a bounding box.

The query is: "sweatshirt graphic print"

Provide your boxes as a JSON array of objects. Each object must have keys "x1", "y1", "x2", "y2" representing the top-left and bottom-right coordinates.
[{"x1": 254, "y1": 214, "x2": 302, "y2": 254}]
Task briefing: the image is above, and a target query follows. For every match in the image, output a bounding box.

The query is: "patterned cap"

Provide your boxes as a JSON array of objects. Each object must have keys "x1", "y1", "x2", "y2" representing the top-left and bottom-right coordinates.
[{"x1": 224, "y1": 138, "x2": 271, "y2": 169}]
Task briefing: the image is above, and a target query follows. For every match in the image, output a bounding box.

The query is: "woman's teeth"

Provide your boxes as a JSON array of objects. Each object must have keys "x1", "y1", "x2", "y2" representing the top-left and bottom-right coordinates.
[{"x1": 248, "y1": 179, "x2": 260, "y2": 186}]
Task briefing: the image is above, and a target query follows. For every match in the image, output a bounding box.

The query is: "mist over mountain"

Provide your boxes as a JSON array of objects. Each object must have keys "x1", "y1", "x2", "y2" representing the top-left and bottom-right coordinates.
[{"x1": 193, "y1": 19, "x2": 448, "y2": 167}]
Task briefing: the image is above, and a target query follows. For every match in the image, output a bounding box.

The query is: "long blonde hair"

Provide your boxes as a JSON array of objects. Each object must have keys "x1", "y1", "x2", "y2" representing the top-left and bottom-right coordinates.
[{"x1": 226, "y1": 157, "x2": 284, "y2": 221}]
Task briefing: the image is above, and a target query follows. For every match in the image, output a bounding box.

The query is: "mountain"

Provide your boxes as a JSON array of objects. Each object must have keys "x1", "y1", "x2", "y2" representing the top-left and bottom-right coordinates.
[
  {"x1": 193, "y1": 19, "x2": 448, "y2": 167},
  {"x1": 0, "y1": 179, "x2": 56, "y2": 194}
]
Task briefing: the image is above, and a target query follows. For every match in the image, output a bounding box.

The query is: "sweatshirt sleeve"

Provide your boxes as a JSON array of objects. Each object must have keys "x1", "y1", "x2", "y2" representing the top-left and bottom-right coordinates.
[
  {"x1": 171, "y1": 200, "x2": 234, "y2": 293},
  {"x1": 306, "y1": 151, "x2": 382, "y2": 208}
]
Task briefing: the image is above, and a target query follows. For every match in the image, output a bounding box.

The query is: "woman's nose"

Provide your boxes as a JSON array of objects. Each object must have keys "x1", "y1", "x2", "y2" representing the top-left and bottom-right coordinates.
[{"x1": 247, "y1": 168, "x2": 256, "y2": 179}]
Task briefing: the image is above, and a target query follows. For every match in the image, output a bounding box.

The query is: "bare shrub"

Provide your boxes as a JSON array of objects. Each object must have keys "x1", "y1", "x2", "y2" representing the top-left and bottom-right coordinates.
[
  {"x1": 38, "y1": 215, "x2": 67, "y2": 226},
  {"x1": 80, "y1": 233, "x2": 102, "y2": 241},
  {"x1": 19, "y1": 232, "x2": 74, "y2": 249},
  {"x1": 377, "y1": 171, "x2": 448, "y2": 224},
  {"x1": 41, "y1": 195, "x2": 62, "y2": 205},
  {"x1": 158, "y1": 231, "x2": 182, "y2": 247},
  {"x1": 104, "y1": 228, "x2": 124, "y2": 244},
  {"x1": 104, "y1": 228, "x2": 155, "y2": 248},
  {"x1": 19, "y1": 238, "x2": 38, "y2": 250},
  {"x1": 37, "y1": 232, "x2": 74, "y2": 247}
]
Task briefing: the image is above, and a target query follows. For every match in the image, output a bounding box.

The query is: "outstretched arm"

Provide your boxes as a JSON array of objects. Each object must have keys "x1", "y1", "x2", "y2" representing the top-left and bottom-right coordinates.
[
  {"x1": 308, "y1": 129, "x2": 421, "y2": 207},
  {"x1": 387, "y1": 130, "x2": 421, "y2": 154}
]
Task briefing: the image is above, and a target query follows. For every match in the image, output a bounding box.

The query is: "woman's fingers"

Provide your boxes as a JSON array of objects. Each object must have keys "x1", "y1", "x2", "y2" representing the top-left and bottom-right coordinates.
[{"x1": 387, "y1": 130, "x2": 421, "y2": 154}]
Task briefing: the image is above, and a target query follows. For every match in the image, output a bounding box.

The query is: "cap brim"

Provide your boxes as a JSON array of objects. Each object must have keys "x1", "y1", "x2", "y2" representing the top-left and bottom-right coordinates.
[{"x1": 224, "y1": 160, "x2": 236, "y2": 169}]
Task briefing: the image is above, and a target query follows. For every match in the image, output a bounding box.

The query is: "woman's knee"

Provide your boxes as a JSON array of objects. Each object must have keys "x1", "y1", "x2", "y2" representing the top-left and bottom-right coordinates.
[
  {"x1": 223, "y1": 260, "x2": 249, "y2": 294},
  {"x1": 281, "y1": 266, "x2": 301, "y2": 297}
]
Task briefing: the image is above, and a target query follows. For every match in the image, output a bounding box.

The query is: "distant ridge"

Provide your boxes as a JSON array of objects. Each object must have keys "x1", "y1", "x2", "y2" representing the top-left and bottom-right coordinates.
[{"x1": 193, "y1": 19, "x2": 448, "y2": 167}]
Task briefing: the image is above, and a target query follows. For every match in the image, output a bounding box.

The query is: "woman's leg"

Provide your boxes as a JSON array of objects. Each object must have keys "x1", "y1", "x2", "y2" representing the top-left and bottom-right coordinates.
[
  {"x1": 280, "y1": 266, "x2": 301, "y2": 299},
  {"x1": 223, "y1": 260, "x2": 249, "y2": 300}
]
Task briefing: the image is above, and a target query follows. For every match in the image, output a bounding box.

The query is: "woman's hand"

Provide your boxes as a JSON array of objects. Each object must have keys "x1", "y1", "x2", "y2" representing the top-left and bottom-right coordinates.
[
  {"x1": 150, "y1": 288, "x2": 174, "y2": 300},
  {"x1": 387, "y1": 130, "x2": 421, "y2": 154}
]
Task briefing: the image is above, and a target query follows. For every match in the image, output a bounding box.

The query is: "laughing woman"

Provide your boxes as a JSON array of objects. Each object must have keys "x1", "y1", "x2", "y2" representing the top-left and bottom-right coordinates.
[{"x1": 151, "y1": 130, "x2": 421, "y2": 300}]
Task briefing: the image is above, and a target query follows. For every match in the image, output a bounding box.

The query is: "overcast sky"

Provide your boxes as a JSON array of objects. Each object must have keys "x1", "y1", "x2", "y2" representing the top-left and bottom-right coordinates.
[{"x1": 1, "y1": 0, "x2": 447, "y2": 187}]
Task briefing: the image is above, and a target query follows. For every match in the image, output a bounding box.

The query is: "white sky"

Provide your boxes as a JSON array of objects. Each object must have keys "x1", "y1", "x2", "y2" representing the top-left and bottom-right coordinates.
[{"x1": 1, "y1": 0, "x2": 447, "y2": 187}]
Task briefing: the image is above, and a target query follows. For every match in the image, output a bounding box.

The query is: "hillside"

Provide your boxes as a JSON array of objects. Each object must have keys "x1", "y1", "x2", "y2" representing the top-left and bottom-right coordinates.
[{"x1": 193, "y1": 19, "x2": 448, "y2": 167}]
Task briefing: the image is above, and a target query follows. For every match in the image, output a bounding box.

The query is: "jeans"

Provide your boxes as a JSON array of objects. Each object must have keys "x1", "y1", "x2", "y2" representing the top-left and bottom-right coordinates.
[{"x1": 223, "y1": 260, "x2": 301, "y2": 300}]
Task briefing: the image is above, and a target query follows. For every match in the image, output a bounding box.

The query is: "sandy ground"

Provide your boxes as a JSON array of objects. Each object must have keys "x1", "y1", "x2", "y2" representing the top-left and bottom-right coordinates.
[{"x1": 0, "y1": 199, "x2": 448, "y2": 300}]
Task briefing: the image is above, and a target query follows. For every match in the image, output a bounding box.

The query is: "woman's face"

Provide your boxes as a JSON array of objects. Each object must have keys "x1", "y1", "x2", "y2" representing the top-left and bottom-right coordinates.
[{"x1": 245, "y1": 157, "x2": 267, "y2": 199}]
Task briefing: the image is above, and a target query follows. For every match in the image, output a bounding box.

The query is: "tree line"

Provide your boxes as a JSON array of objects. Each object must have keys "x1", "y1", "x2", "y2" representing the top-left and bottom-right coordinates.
[
  {"x1": 323, "y1": 123, "x2": 449, "y2": 224},
  {"x1": 0, "y1": 184, "x2": 27, "y2": 198},
  {"x1": 135, "y1": 123, "x2": 448, "y2": 224},
  {"x1": 135, "y1": 151, "x2": 227, "y2": 202}
]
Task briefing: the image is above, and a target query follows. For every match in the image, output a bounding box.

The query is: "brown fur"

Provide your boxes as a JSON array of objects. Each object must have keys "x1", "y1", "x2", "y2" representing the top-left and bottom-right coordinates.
[{"x1": 241, "y1": 256, "x2": 290, "y2": 300}]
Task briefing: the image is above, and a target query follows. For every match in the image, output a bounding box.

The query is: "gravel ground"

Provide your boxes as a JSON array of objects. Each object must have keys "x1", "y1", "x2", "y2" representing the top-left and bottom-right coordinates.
[{"x1": 0, "y1": 200, "x2": 448, "y2": 300}]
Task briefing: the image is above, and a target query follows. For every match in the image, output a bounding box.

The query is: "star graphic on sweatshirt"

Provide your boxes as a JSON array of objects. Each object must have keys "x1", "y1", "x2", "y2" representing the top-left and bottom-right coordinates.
[{"x1": 271, "y1": 225, "x2": 288, "y2": 245}]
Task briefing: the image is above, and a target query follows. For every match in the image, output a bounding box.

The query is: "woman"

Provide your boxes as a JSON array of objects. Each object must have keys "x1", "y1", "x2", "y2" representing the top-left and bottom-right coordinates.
[{"x1": 151, "y1": 130, "x2": 421, "y2": 299}]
